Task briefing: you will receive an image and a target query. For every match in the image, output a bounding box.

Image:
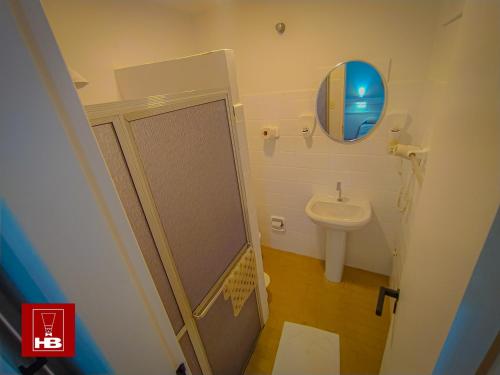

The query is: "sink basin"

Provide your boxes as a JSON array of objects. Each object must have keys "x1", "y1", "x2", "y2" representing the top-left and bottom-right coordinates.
[
  {"x1": 305, "y1": 194, "x2": 372, "y2": 282},
  {"x1": 305, "y1": 195, "x2": 371, "y2": 231}
]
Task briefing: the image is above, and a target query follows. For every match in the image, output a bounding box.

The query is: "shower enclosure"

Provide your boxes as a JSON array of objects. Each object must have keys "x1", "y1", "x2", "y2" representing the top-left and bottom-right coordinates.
[{"x1": 86, "y1": 51, "x2": 266, "y2": 375}]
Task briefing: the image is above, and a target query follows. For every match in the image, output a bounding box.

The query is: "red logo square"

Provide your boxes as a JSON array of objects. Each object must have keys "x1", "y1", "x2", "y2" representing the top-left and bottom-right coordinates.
[{"x1": 21, "y1": 303, "x2": 75, "y2": 357}]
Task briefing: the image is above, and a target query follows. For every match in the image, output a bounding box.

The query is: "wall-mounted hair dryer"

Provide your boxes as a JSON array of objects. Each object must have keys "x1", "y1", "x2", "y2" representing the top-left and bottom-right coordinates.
[{"x1": 387, "y1": 127, "x2": 428, "y2": 185}]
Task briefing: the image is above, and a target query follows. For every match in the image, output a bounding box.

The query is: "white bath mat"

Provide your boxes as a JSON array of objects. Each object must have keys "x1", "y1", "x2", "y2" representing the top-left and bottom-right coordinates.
[{"x1": 272, "y1": 322, "x2": 340, "y2": 375}]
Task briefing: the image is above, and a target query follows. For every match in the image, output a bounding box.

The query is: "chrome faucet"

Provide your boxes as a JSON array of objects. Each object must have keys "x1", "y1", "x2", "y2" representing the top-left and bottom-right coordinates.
[{"x1": 336, "y1": 181, "x2": 343, "y2": 202}]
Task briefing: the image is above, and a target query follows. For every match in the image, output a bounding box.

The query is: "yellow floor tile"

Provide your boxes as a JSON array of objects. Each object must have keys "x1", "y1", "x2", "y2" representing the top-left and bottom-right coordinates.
[{"x1": 246, "y1": 246, "x2": 391, "y2": 375}]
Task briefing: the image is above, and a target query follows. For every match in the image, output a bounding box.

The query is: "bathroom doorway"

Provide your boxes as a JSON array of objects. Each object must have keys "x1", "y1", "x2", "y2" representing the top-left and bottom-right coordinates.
[{"x1": 18, "y1": 1, "x2": 500, "y2": 375}]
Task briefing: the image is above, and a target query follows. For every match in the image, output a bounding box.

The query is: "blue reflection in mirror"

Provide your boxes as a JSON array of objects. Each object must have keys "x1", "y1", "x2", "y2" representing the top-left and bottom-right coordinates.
[
  {"x1": 316, "y1": 60, "x2": 386, "y2": 142},
  {"x1": 344, "y1": 61, "x2": 385, "y2": 141}
]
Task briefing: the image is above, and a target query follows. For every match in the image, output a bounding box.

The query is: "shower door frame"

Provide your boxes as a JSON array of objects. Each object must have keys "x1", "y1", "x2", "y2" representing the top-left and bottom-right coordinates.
[{"x1": 87, "y1": 90, "x2": 264, "y2": 375}]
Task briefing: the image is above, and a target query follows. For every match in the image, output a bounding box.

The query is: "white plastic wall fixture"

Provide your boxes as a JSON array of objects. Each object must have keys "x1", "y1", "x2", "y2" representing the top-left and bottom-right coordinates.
[
  {"x1": 261, "y1": 126, "x2": 280, "y2": 140},
  {"x1": 392, "y1": 144, "x2": 428, "y2": 159},
  {"x1": 299, "y1": 114, "x2": 316, "y2": 137},
  {"x1": 391, "y1": 144, "x2": 429, "y2": 185},
  {"x1": 68, "y1": 67, "x2": 88, "y2": 89},
  {"x1": 271, "y1": 216, "x2": 285, "y2": 232}
]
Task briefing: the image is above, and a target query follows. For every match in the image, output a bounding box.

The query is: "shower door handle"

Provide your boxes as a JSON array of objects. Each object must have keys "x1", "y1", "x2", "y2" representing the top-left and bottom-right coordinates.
[{"x1": 376, "y1": 287, "x2": 400, "y2": 316}]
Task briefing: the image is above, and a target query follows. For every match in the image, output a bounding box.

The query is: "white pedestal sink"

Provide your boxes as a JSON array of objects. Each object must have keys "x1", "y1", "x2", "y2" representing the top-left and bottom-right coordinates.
[{"x1": 305, "y1": 194, "x2": 371, "y2": 282}]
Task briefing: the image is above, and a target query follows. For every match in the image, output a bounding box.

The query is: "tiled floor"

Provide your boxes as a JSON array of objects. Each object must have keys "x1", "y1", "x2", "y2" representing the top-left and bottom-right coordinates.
[{"x1": 245, "y1": 246, "x2": 392, "y2": 375}]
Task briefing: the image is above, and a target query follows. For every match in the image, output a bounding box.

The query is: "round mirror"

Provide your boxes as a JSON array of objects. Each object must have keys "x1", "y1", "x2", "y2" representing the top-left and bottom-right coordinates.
[{"x1": 316, "y1": 61, "x2": 386, "y2": 143}]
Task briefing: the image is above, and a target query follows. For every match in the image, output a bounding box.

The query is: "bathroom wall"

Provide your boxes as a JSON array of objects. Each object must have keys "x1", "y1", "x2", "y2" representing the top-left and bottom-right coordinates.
[
  {"x1": 194, "y1": 1, "x2": 439, "y2": 94},
  {"x1": 42, "y1": 0, "x2": 200, "y2": 105},
  {"x1": 380, "y1": 0, "x2": 500, "y2": 371},
  {"x1": 195, "y1": 0, "x2": 442, "y2": 274},
  {"x1": 391, "y1": 0, "x2": 465, "y2": 288},
  {"x1": 43, "y1": 0, "x2": 444, "y2": 275}
]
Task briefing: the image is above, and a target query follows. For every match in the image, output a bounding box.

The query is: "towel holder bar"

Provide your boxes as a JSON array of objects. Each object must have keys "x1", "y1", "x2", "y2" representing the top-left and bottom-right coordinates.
[
  {"x1": 192, "y1": 244, "x2": 251, "y2": 320},
  {"x1": 193, "y1": 287, "x2": 225, "y2": 320}
]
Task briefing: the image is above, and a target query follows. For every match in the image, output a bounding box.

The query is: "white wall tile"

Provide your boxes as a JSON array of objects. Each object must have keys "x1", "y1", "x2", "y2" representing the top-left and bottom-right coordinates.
[{"x1": 243, "y1": 84, "x2": 424, "y2": 275}]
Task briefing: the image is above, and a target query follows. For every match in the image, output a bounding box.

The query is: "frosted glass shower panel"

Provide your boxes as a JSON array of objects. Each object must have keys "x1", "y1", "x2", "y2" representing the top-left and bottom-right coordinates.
[
  {"x1": 92, "y1": 123, "x2": 184, "y2": 333},
  {"x1": 129, "y1": 99, "x2": 248, "y2": 308}
]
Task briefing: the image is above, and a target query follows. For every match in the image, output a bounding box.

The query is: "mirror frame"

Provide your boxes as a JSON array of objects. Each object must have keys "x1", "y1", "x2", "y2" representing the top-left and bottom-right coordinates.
[{"x1": 315, "y1": 59, "x2": 388, "y2": 144}]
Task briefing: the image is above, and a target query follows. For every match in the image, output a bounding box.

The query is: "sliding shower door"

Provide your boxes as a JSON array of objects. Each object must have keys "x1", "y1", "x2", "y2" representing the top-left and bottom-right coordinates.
[
  {"x1": 89, "y1": 93, "x2": 261, "y2": 375},
  {"x1": 127, "y1": 99, "x2": 248, "y2": 309}
]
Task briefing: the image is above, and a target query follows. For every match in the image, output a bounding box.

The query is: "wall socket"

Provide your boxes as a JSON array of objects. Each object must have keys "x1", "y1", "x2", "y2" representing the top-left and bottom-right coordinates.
[{"x1": 271, "y1": 216, "x2": 285, "y2": 232}]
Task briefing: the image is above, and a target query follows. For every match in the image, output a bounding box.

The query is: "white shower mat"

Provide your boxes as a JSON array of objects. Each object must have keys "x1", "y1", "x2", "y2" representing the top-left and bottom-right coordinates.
[{"x1": 272, "y1": 322, "x2": 340, "y2": 375}]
